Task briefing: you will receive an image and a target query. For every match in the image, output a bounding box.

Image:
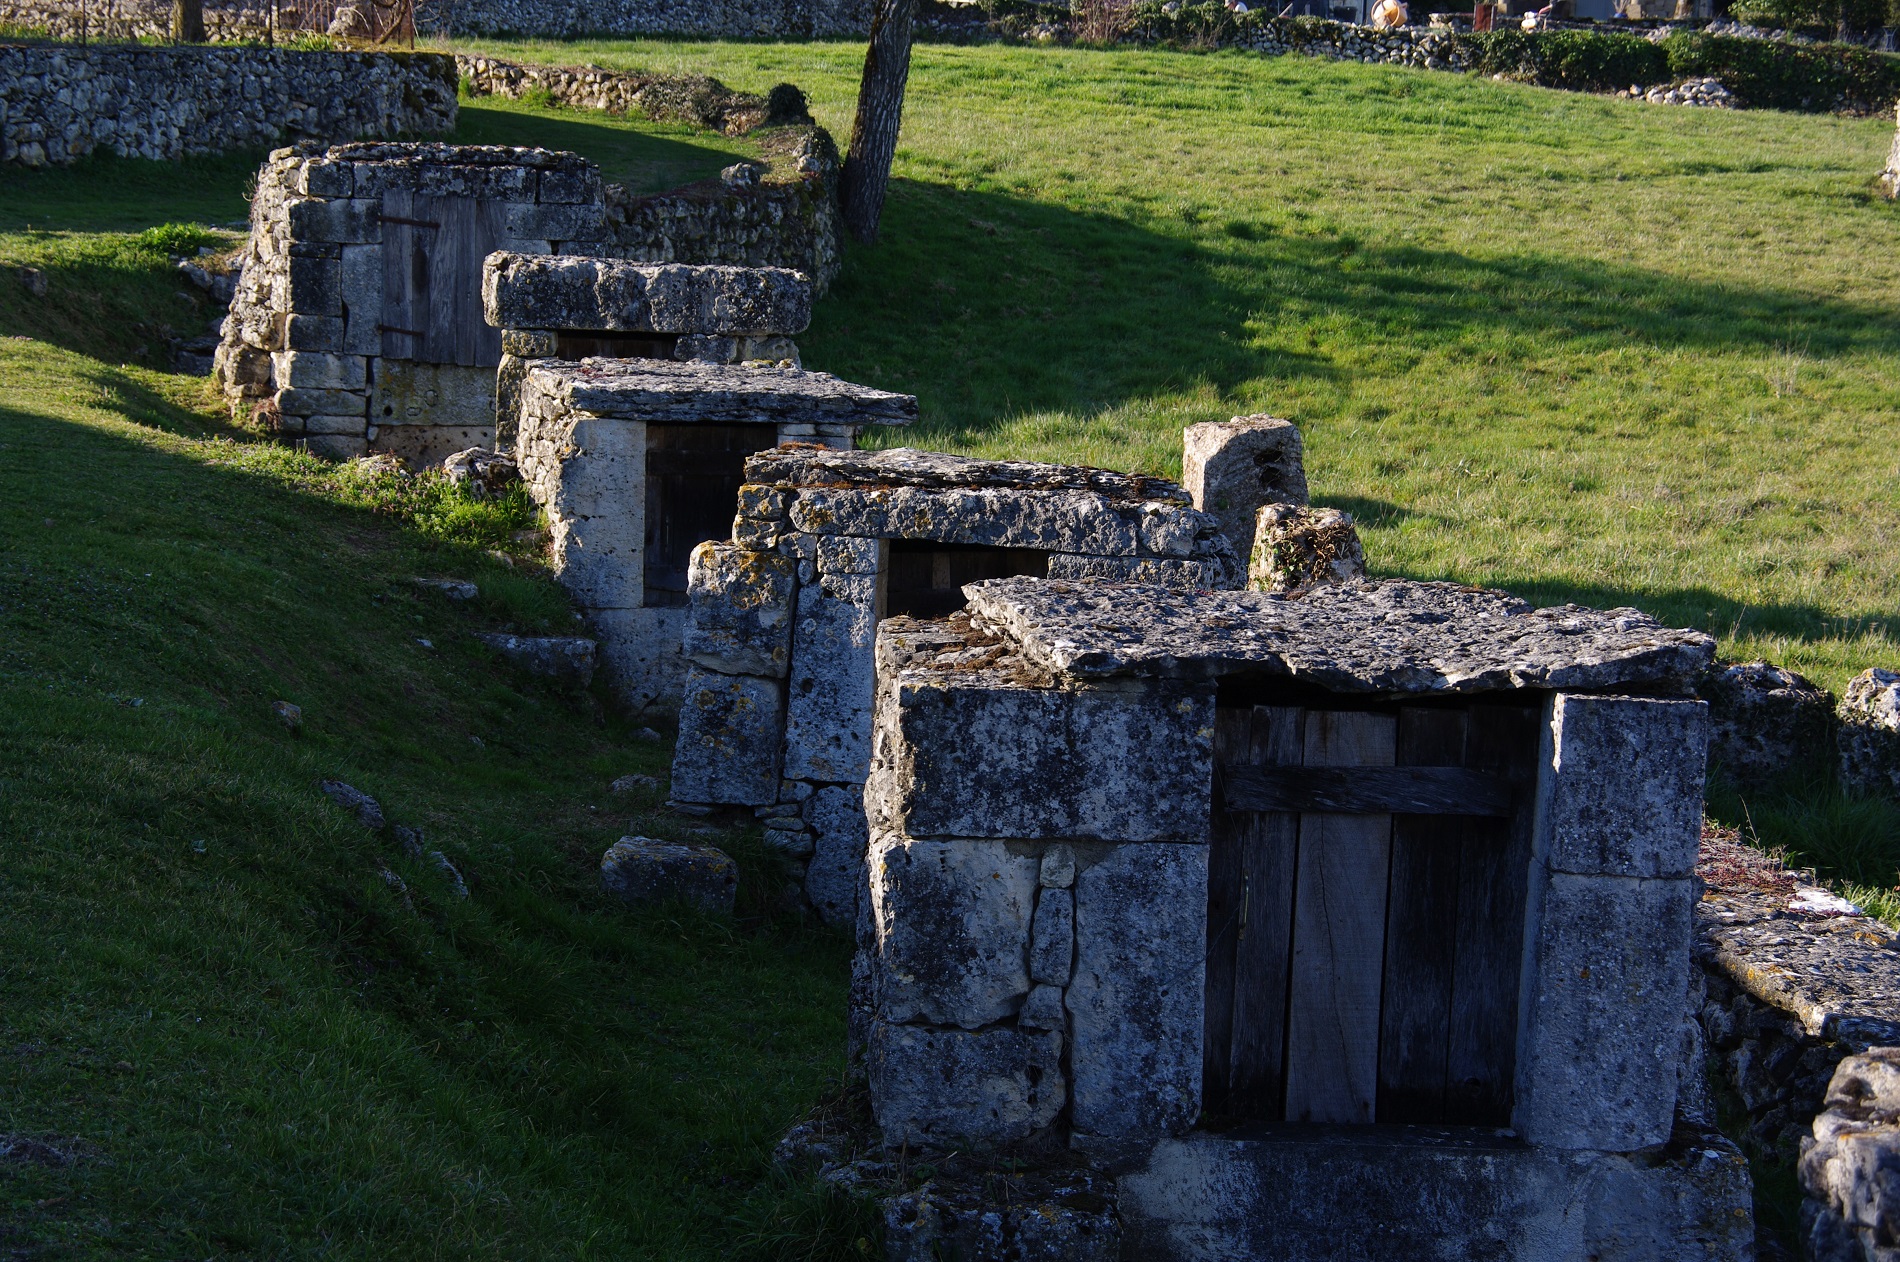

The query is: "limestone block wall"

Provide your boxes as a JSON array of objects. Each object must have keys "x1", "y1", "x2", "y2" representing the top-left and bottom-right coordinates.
[
  {"x1": 0, "y1": 0, "x2": 871, "y2": 38},
  {"x1": 512, "y1": 359, "x2": 918, "y2": 716},
  {"x1": 668, "y1": 448, "x2": 1241, "y2": 929},
  {"x1": 216, "y1": 143, "x2": 607, "y2": 464},
  {"x1": 0, "y1": 44, "x2": 456, "y2": 167}
]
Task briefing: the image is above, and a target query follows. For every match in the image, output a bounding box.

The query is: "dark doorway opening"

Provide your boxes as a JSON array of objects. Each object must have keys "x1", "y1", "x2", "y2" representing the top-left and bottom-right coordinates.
[
  {"x1": 644, "y1": 423, "x2": 779, "y2": 603},
  {"x1": 883, "y1": 542, "x2": 1048, "y2": 619},
  {"x1": 555, "y1": 331, "x2": 680, "y2": 361},
  {"x1": 1201, "y1": 682, "x2": 1539, "y2": 1128}
]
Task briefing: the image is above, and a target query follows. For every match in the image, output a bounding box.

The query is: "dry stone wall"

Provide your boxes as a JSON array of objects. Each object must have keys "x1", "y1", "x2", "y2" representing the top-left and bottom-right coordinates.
[
  {"x1": 0, "y1": 43, "x2": 457, "y2": 167},
  {"x1": 0, "y1": 0, "x2": 871, "y2": 38}
]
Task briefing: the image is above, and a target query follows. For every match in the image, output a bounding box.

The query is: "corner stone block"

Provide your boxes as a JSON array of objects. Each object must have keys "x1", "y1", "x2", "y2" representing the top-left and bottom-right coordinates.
[
  {"x1": 1514, "y1": 871, "x2": 1692, "y2": 1151},
  {"x1": 681, "y1": 542, "x2": 796, "y2": 679},
  {"x1": 869, "y1": 834, "x2": 1037, "y2": 1029},
  {"x1": 286, "y1": 197, "x2": 380, "y2": 245},
  {"x1": 1182, "y1": 415, "x2": 1309, "y2": 558},
  {"x1": 670, "y1": 668, "x2": 784, "y2": 806},
  {"x1": 1069, "y1": 842, "x2": 1207, "y2": 1140},
  {"x1": 783, "y1": 575, "x2": 880, "y2": 783},
  {"x1": 805, "y1": 784, "x2": 869, "y2": 930},
  {"x1": 517, "y1": 410, "x2": 645, "y2": 610},
  {"x1": 870, "y1": 1021, "x2": 1064, "y2": 1149},
  {"x1": 885, "y1": 677, "x2": 1214, "y2": 843},
  {"x1": 590, "y1": 606, "x2": 687, "y2": 714},
  {"x1": 1540, "y1": 693, "x2": 1708, "y2": 879}
]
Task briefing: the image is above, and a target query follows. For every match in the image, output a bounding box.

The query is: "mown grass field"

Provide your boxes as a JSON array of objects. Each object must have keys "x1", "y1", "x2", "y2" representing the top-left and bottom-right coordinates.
[{"x1": 0, "y1": 34, "x2": 1896, "y2": 1257}]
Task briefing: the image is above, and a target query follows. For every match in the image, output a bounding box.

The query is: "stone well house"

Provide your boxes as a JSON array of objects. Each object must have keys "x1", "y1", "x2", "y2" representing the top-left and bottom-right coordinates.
[{"x1": 859, "y1": 575, "x2": 1753, "y2": 1260}]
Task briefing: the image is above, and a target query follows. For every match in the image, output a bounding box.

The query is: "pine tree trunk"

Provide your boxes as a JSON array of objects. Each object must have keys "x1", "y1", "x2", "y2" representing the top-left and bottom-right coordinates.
[
  {"x1": 173, "y1": 0, "x2": 206, "y2": 41},
  {"x1": 839, "y1": 0, "x2": 920, "y2": 245}
]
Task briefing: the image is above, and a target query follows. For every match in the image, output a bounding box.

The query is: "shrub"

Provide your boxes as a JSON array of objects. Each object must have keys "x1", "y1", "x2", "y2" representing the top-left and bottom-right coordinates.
[
  {"x1": 1661, "y1": 29, "x2": 1900, "y2": 111},
  {"x1": 1464, "y1": 26, "x2": 1669, "y2": 88}
]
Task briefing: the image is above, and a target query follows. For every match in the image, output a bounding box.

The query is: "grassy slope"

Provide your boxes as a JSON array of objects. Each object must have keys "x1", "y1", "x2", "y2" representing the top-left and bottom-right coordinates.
[{"x1": 0, "y1": 105, "x2": 851, "y2": 1260}]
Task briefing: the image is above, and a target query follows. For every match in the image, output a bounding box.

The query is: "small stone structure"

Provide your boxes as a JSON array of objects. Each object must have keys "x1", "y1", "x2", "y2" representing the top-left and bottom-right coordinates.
[
  {"x1": 1839, "y1": 668, "x2": 1900, "y2": 797},
  {"x1": 669, "y1": 448, "x2": 1241, "y2": 927},
  {"x1": 0, "y1": 44, "x2": 455, "y2": 168},
  {"x1": 513, "y1": 359, "x2": 918, "y2": 715},
  {"x1": 1697, "y1": 659, "x2": 1835, "y2": 788},
  {"x1": 1247, "y1": 503, "x2": 1365, "y2": 592},
  {"x1": 857, "y1": 574, "x2": 1750, "y2": 1258},
  {"x1": 1181, "y1": 415, "x2": 1308, "y2": 557}
]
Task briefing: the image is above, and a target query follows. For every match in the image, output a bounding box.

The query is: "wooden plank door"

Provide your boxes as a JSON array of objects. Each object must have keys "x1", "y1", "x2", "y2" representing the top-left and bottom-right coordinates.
[
  {"x1": 1283, "y1": 710, "x2": 1396, "y2": 1123},
  {"x1": 380, "y1": 192, "x2": 508, "y2": 367}
]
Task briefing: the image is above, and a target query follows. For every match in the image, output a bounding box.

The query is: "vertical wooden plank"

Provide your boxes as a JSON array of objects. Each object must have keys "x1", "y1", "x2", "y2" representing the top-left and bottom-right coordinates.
[
  {"x1": 379, "y1": 186, "x2": 416, "y2": 361},
  {"x1": 1201, "y1": 705, "x2": 1253, "y2": 1117},
  {"x1": 419, "y1": 194, "x2": 461, "y2": 365},
  {"x1": 1283, "y1": 709, "x2": 1396, "y2": 1124},
  {"x1": 1226, "y1": 705, "x2": 1303, "y2": 1118},
  {"x1": 1445, "y1": 703, "x2": 1539, "y2": 1126},
  {"x1": 1377, "y1": 708, "x2": 1466, "y2": 1124}
]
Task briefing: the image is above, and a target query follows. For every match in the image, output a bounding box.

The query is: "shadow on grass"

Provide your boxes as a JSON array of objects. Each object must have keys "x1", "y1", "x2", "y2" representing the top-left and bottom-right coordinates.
[{"x1": 809, "y1": 177, "x2": 1900, "y2": 443}]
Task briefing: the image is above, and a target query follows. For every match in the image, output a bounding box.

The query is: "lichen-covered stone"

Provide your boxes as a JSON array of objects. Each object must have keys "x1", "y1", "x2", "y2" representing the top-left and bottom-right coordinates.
[
  {"x1": 1248, "y1": 504, "x2": 1366, "y2": 592},
  {"x1": 1515, "y1": 871, "x2": 1693, "y2": 1151},
  {"x1": 804, "y1": 783, "x2": 869, "y2": 929},
  {"x1": 1839, "y1": 669, "x2": 1900, "y2": 798},
  {"x1": 869, "y1": 1021, "x2": 1064, "y2": 1148},
  {"x1": 681, "y1": 542, "x2": 796, "y2": 678},
  {"x1": 1182, "y1": 415, "x2": 1308, "y2": 556},
  {"x1": 783, "y1": 574, "x2": 880, "y2": 783},
  {"x1": 868, "y1": 835, "x2": 1037, "y2": 1028},
  {"x1": 1699, "y1": 660, "x2": 1836, "y2": 787},
  {"x1": 883, "y1": 1170, "x2": 1121, "y2": 1262},
  {"x1": 868, "y1": 631, "x2": 1214, "y2": 843},
  {"x1": 962, "y1": 577, "x2": 1717, "y2": 693},
  {"x1": 522, "y1": 357, "x2": 916, "y2": 427},
  {"x1": 1069, "y1": 842, "x2": 1207, "y2": 1140},
  {"x1": 1798, "y1": 1048, "x2": 1900, "y2": 1260},
  {"x1": 746, "y1": 446, "x2": 1194, "y2": 503},
  {"x1": 515, "y1": 402, "x2": 645, "y2": 610},
  {"x1": 1046, "y1": 554, "x2": 1238, "y2": 589},
  {"x1": 1542, "y1": 693, "x2": 1709, "y2": 880},
  {"x1": 670, "y1": 669, "x2": 784, "y2": 806},
  {"x1": 601, "y1": 835, "x2": 736, "y2": 913},
  {"x1": 474, "y1": 632, "x2": 597, "y2": 687},
  {"x1": 482, "y1": 252, "x2": 813, "y2": 335},
  {"x1": 1030, "y1": 887, "x2": 1075, "y2": 986}
]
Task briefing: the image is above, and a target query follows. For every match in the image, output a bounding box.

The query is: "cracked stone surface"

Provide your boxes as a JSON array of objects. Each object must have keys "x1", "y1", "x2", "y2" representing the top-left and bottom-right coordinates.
[
  {"x1": 1696, "y1": 882, "x2": 1900, "y2": 1048},
  {"x1": 522, "y1": 358, "x2": 917, "y2": 426},
  {"x1": 961, "y1": 577, "x2": 1716, "y2": 693},
  {"x1": 482, "y1": 252, "x2": 811, "y2": 335},
  {"x1": 744, "y1": 446, "x2": 1194, "y2": 505}
]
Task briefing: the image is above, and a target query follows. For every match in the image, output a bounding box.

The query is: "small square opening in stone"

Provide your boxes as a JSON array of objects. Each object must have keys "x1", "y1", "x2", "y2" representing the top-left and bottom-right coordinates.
[
  {"x1": 555, "y1": 331, "x2": 680, "y2": 360},
  {"x1": 644, "y1": 423, "x2": 781, "y2": 603},
  {"x1": 883, "y1": 542, "x2": 1049, "y2": 620},
  {"x1": 1203, "y1": 680, "x2": 1538, "y2": 1129}
]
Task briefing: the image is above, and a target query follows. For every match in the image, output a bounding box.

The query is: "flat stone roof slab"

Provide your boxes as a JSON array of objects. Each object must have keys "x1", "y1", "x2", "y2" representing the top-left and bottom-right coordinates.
[
  {"x1": 484, "y1": 252, "x2": 811, "y2": 335},
  {"x1": 744, "y1": 447, "x2": 1191, "y2": 506},
  {"x1": 523, "y1": 358, "x2": 917, "y2": 426},
  {"x1": 962, "y1": 576, "x2": 1716, "y2": 693}
]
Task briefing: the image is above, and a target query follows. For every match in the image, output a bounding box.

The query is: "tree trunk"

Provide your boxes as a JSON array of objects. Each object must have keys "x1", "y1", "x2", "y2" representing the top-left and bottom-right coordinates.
[
  {"x1": 839, "y1": 0, "x2": 919, "y2": 245},
  {"x1": 173, "y1": 0, "x2": 206, "y2": 42}
]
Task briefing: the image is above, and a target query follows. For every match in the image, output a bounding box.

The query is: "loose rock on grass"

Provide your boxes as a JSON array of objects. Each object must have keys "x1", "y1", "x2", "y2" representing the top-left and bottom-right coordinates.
[
  {"x1": 319, "y1": 779, "x2": 385, "y2": 830},
  {"x1": 601, "y1": 836, "x2": 736, "y2": 913}
]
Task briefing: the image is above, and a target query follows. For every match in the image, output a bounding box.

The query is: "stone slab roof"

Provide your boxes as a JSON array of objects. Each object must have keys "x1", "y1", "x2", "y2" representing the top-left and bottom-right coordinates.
[
  {"x1": 484, "y1": 252, "x2": 810, "y2": 335},
  {"x1": 743, "y1": 446, "x2": 1192, "y2": 506},
  {"x1": 961, "y1": 576, "x2": 1716, "y2": 693},
  {"x1": 1696, "y1": 874, "x2": 1900, "y2": 1049},
  {"x1": 524, "y1": 358, "x2": 917, "y2": 426}
]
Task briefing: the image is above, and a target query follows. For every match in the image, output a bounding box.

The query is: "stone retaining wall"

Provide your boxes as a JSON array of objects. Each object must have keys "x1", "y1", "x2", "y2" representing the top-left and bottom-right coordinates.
[{"x1": 0, "y1": 43, "x2": 456, "y2": 167}]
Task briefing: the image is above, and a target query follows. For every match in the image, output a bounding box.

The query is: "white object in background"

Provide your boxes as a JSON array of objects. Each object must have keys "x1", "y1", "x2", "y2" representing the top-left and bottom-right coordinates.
[{"x1": 1371, "y1": 0, "x2": 1408, "y2": 25}]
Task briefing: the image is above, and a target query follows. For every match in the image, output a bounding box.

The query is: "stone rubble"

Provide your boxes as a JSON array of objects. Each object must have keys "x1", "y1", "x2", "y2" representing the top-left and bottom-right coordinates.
[
  {"x1": 474, "y1": 633, "x2": 598, "y2": 688},
  {"x1": 319, "y1": 778, "x2": 385, "y2": 830},
  {"x1": 1639, "y1": 76, "x2": 1740, "y2": 107},
  {"x1": 1247, "y1": 503, "x2": 1366, "y2": 592},
  {"x1": 441, "y1": 447, "x2": 520, "y2": 500},
  {"x1": 600, "y1": 835, "x2": 737, "y2": 913},
  {"x1": 883, "y1": 1170, "x2": 1122, "y2": 1262},
  {"x1": 1698, "y1": 659, "x2": 1835, "y2": 788},
  {"x1": 1800, "y1": 1049, "x2": 1900, "y2": 1262},
  {"x1": 1839, "y1": 669, "x2": 1900, "y2": 798}
]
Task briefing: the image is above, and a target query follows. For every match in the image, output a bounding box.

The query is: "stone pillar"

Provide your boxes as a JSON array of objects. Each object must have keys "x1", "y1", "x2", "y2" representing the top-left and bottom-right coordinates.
[
  {"x1": 671, "y1": 542, "x2": 796, "y2": 807},
  {"x1": 1514, "y1": 692, "x2": 1709, "y2": 1151},
  {"x1": 1182, "y1": 415, "x2": 1308, "y2": 558}
]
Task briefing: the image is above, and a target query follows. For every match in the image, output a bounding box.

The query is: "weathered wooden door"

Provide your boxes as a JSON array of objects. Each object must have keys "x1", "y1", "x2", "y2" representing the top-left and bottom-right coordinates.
[
  {"x1": 1202, "y1": 699, "x2": 1538, "y2": 1127},
  {"x1": 644, "y1": 423, "x2": 780, "y2": 602},
  {"x1": 380, "y1": 190, "x2": 509, "y2": 367}
]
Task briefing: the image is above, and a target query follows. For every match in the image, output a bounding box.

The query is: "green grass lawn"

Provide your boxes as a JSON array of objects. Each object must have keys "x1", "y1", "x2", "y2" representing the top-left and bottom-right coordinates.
[{"x1": 2, "y1": 36, "x2": 1899, "y2": 1257}]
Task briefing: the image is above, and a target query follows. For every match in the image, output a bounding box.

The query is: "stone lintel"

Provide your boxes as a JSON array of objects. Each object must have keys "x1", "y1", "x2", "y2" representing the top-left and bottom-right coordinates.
[
  {"x1": 745, "y1": 445, "x2": 1193, "y2": 505},
  {"x1": 962, "y1": 577, "x2": 1716, "y2": 694},
  {"x1": 522, "y1": 358, "x2": 916, "y2": 428},
  {"x1": 483, "y1": 252, "x2": 813, "y2": 336}
]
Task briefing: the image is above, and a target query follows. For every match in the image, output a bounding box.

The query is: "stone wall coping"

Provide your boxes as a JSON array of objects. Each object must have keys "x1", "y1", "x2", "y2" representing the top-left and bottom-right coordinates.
[
  {"x1": 1696, "y1": 865, "x2": 1900, "y2": 1048},
  {"x1": 960, "y1": 576, "x2": 1717, "y2": 692},
  {"x1": 483, "y1": 252, "x2": 812, "y2": 335},
  {"x1": 319, "y1": 141, "x2": 593, "y2": 172},
  {"x1": 743, "y1": 446, "x2": 1192, "y2": 506},
  {"x1": 523, "y1": 357, "x2": 917, "y2": 425}
]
